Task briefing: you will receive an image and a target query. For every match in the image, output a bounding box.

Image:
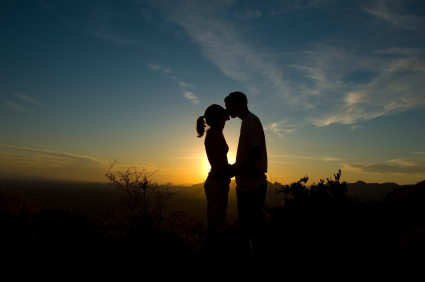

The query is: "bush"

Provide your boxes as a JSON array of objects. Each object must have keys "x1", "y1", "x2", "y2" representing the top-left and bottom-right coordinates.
[
  {"x1": 276, "y1": 169, "x2": 348, "y2": 210},
  {"x1": 105, "y1": 159, "x2": 176, "y2": 231}
]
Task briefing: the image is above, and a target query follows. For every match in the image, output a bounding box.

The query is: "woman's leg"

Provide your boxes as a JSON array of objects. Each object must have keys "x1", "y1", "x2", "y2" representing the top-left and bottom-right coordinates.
[
  {"x1": 203, "y1": 178, "x2": 229, "y2": 255},
  {"x1": 204, "y1": 225, "x2": 219, "y2": 253}
]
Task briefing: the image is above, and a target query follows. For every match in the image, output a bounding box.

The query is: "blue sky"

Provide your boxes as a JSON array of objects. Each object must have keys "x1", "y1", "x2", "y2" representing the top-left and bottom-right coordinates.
[{"x1": 1, "y1": 0, "x2": 424, "y2": 184}]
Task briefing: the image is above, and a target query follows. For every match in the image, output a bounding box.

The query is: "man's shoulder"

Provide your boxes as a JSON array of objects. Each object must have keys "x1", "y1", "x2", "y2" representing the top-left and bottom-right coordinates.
[
  {"x1": 244, "y1": 112, "x2": 261, "y2": 123},
  {"x1": 243, "y1": 113, "x2": 263, "y2": 128}
]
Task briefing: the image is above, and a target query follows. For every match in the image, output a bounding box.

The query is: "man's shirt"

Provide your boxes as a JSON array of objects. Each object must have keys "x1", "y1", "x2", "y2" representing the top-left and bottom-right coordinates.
[{"x1": 235, "y1": 113, "x2": 268, "y2": 191}]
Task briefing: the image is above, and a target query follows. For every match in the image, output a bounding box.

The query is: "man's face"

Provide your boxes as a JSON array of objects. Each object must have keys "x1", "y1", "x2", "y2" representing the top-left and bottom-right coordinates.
[{"x1": 225, "y1": 100, "x2": 237, "y2": 118}]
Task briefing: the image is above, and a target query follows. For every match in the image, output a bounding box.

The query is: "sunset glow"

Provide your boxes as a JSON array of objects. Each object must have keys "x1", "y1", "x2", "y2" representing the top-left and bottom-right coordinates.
[{"x1": 1, "y1": 1, "x2": 424, "y2": 185}]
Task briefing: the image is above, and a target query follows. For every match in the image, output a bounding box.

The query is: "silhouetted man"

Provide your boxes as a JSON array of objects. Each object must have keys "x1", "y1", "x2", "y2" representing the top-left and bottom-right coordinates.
[{"x1": 224, "y1": 91, "x2": 268, "y2": 262}]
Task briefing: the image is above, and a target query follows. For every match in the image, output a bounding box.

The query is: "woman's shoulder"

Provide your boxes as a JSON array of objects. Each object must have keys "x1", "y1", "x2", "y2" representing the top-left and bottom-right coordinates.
[
  {"x1": 206, "y1": 129, "x2": 224, "y2": 138},
  {"x1": 205, "y1": 129, "x2": 225, "y2": 145}
]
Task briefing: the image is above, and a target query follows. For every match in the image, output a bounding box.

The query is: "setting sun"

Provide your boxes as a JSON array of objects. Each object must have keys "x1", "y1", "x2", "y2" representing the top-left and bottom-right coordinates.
[{"x1": 203, "y1": 157, "x2": 211, "y2": 180}]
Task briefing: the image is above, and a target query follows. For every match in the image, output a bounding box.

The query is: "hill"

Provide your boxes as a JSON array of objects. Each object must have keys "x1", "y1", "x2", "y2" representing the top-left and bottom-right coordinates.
[{"x1": 346, "y1": 180, "x2": 408, "y2": 201}]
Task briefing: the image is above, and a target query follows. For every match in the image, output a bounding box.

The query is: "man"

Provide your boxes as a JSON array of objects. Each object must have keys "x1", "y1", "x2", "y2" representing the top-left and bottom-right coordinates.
[{"x1": 224, "y1": 91, "x2": 268, "y2": 261}]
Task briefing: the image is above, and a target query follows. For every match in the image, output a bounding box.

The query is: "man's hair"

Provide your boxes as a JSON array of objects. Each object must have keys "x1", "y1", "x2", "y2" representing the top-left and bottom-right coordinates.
[{"x1": 224, "y1": 91, "x2": 248, "y2": 108}]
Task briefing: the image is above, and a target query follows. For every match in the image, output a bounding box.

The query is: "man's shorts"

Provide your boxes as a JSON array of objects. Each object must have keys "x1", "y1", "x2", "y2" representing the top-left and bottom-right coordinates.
[{"x1": 204, "y1": 177, "x2": 230, "y2": 227}]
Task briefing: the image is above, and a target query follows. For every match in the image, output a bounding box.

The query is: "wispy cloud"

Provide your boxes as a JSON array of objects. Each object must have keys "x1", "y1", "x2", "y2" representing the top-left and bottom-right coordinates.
[
  {"x1": 343, "y1": 158, "x2": 425, "y2": 174},
  {"x1": 84, "y1": 30, "x2": 139, "y2": 44},
  {"x1": 351, "y1": 125, "x2": 362, "y2": 130},
  {"x1": 278, "y1": 0, "x2": 337, "y2": 12},
  {"x1": 6, "y1": 102, "x2": 26, "y2": 110},
  {"x1": 301, "y1": 46, "x2": 425, "y2": 126},
  {"x1": 388, "y1": 159, "x2": 425, "y2": 167},
  {"x1": 148, "y1": 1, "x2": 425, "y2": 128},
  {"x1": 150, "y1": 0, "x2": 291, "y2": 99},
  {"x1": 365, "y1": 0, "x2": 425, "y2": 30},
  {"x1": 182, "y1": 91, "x2": 198, "y2": 104},
  {"x1": 14, "y1": 93, "x2": 42, "y2": 106},
  {"x1": 235, "y1": 9, "x2": 262, "y2": 20},
  {"x1": 0, "y1": 144, "x2": 105, "y2": 165},
  {"x1": 269, "y1": 161, "x2": 297, "y2": 165},
  {"x1": 148, "y1": 63, "x2": 199, "y2": 104},
  {"x1": 148, "y1": 64, "x2": 171, "y2": 74},
  {"x1": 266, "y1": 120, "x2": 303, "y2": 137},
  {"x1": 374, "y1": 47, "x2": 424, "y2": 56},
  {"x1": 0, "y1": 144, "x2": 161, "y2": 181},
  {"x1": 321, "y1": 157, "x2": 342, "y2": 161},
  {"x1": 269, "y1": 154, "x2": 341, "y2": 162}
]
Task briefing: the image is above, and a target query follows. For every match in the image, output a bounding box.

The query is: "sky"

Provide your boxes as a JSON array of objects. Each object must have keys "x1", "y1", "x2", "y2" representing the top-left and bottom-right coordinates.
[{"x1": 1, "y1": 0, "x2": 425, "y2": 185}]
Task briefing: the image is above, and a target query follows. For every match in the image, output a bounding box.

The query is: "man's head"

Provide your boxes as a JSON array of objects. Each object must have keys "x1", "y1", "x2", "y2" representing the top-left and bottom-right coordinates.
[{"x1": 224, "y1": 91, "x2": 248, "y2": 118}]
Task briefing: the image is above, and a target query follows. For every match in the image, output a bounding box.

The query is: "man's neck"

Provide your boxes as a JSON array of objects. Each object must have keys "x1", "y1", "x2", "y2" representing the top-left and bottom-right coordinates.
[{"x1": 238, "y1": 109, "x2": 251, "y2": 120}]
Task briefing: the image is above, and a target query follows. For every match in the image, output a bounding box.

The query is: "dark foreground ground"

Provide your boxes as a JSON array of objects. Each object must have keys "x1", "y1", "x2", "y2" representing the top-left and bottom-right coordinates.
[{"x1": 1, "y1": 179, "x2": 424, "y2": 280}]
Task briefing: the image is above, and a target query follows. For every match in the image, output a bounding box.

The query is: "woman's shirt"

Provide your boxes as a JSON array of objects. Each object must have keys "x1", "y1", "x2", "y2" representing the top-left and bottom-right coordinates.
[{"x1": 205, "y1": 129, "x2": 232, "y2": 183}]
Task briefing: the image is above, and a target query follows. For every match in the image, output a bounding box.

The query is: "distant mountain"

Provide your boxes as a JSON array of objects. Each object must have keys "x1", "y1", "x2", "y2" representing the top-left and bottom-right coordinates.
[
  {"x1": 170, "y1": 180, "x2": 411, "y2": 203},
  {"x1": 0, "y1": 173, "x2": 59, "y2": 182},
  {"x1": 346, "y1": 181, "x2": 408, "y2": 201},
  {"x1": 169, "y1": 179, "x2": 285, "y2": 201}
]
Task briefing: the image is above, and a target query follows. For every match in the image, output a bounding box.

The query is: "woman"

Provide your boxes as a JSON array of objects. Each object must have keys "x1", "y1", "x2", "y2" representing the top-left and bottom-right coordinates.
[{"x1": 196, "y1": 104, "x2": 235, "y2": 254}]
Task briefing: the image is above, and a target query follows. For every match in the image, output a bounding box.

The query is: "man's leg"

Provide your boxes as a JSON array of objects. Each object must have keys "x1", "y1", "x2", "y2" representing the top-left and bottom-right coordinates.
[
  {"x1": 237, "y1": 190, "x2": 254, "y2": 260},
  {"x1": 250, "y1": 181, "x2": 267, "y2": 258},
  {"x1": 237, "y1": 181, "x2": 267, "y2": 259}
]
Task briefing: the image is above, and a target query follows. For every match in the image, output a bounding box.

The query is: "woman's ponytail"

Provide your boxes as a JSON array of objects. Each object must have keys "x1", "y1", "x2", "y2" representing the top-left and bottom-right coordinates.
[{"x1": 196, "y1": 115, "x2": 206, "y2": 138}]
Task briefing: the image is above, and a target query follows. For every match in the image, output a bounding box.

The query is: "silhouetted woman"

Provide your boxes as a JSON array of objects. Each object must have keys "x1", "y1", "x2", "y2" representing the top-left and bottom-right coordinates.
[{"x1": 196, "y1": 104, "x2": 235, "y2": 255}]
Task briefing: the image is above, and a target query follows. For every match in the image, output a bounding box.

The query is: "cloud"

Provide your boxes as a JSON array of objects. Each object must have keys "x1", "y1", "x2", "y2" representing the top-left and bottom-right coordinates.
[
  {"x1": 269, "y1": 154, "x2": 341, "y2": 161},
  {"x1": 411, "y1": 151, "x2": 425, "y2": 155},
  {"x1": 303, "y1": 46, "x2": 425, "y2": 126},
  {"x1": 388, "y1": 159, "x2": 425, "y2": 167},
  {"x1": 0, "y1": 144, "x2": 163, "y2": 181},
  {"x1": 365, "y1": 0, "x2": 425, "y2": 30},
  {"x1": 14, "y1": 93, "x2": 42, "y2": 106},
  {"x1": 374, "y1": 47, "x2": 424, "y2": 56},
  {"x1": 147, "y1": 63, "x2": 200, "y2": 104},
  {"x1": 269, "y1": 161, "x2": 297, "y2": 164},
  {"x1": 0, "y1": 144, "x2": 112, "y2": 181},
  {"x1": 269, "y1": 154, "x2": 317, "y2": 160},
  {"x1": 343, "y1": 158, "x2": 425, "y2": 174},
  {"x1": 148, "y1": 1, "x2": 425, "y2": 127},
  {"x1": 267, "y1": 120, "x2": 303, "y2": 137},
  {"x1": 6, "y1": 102, "x2": 26, "y2": 110},
  {"x1": 177, "y1": 81, "x2": 196, "y2": 88},
  {"x1": 345, "y1": 91, "x2": 367, "y2": 106},
  {"x1": 235, "y1": 9, "x2": 262, "y2": 20},
  {"x1": 150, "y1": 0, "x2": 291, "y2": 99},
  {"x1": 351, "y1": 125, "x2": 362, "y2": 130},
  {"x1": 272, "y1": 0, "x2": 337, "y2": 13},
  {"x1": 84, "y1": 31, "x2": 139, "y2": 44},
  {"x1": 148, "y1": 64, "x2": 162, "y2": 71},
  {"x1": 321, "y1": 157, "x2": 342, "y2": 161},
  {"x1": 183, "y1": 91, "x2": 199, "y2": 104},
  {"x1": 0, "y1": 144, "x2": 106, "y2": 165}
]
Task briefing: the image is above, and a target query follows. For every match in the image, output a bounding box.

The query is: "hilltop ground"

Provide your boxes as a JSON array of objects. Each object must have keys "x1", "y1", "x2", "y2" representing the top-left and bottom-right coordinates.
[{"x1": 0, "y1": 177, "x2": 424, "y2": 280}]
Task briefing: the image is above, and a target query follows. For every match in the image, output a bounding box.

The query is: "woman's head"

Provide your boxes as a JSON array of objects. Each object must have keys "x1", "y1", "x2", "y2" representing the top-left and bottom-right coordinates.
[{"x1": 196, "y1": 104, "x2": 229, "y2": 138}]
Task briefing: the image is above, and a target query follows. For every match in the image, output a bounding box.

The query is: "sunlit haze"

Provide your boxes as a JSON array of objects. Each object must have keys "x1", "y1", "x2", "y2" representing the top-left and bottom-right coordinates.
[{"x1": 1, "y1": 0, "x2": 424, "y2": 185}]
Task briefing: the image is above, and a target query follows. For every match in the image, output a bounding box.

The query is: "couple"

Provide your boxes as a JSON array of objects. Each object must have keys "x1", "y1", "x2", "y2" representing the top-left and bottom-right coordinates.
[{"x1": 196, "y1": 91, "x2": 267, "y2": 260}]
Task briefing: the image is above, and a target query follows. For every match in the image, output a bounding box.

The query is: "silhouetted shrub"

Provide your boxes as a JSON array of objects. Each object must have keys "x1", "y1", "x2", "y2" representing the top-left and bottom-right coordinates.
[
  {"x1": 276, "y1": 169, "x2": 348, "y2": 210},
  {"x1": 105, "y1": 159, "x2": 175, "y2": 232}
]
